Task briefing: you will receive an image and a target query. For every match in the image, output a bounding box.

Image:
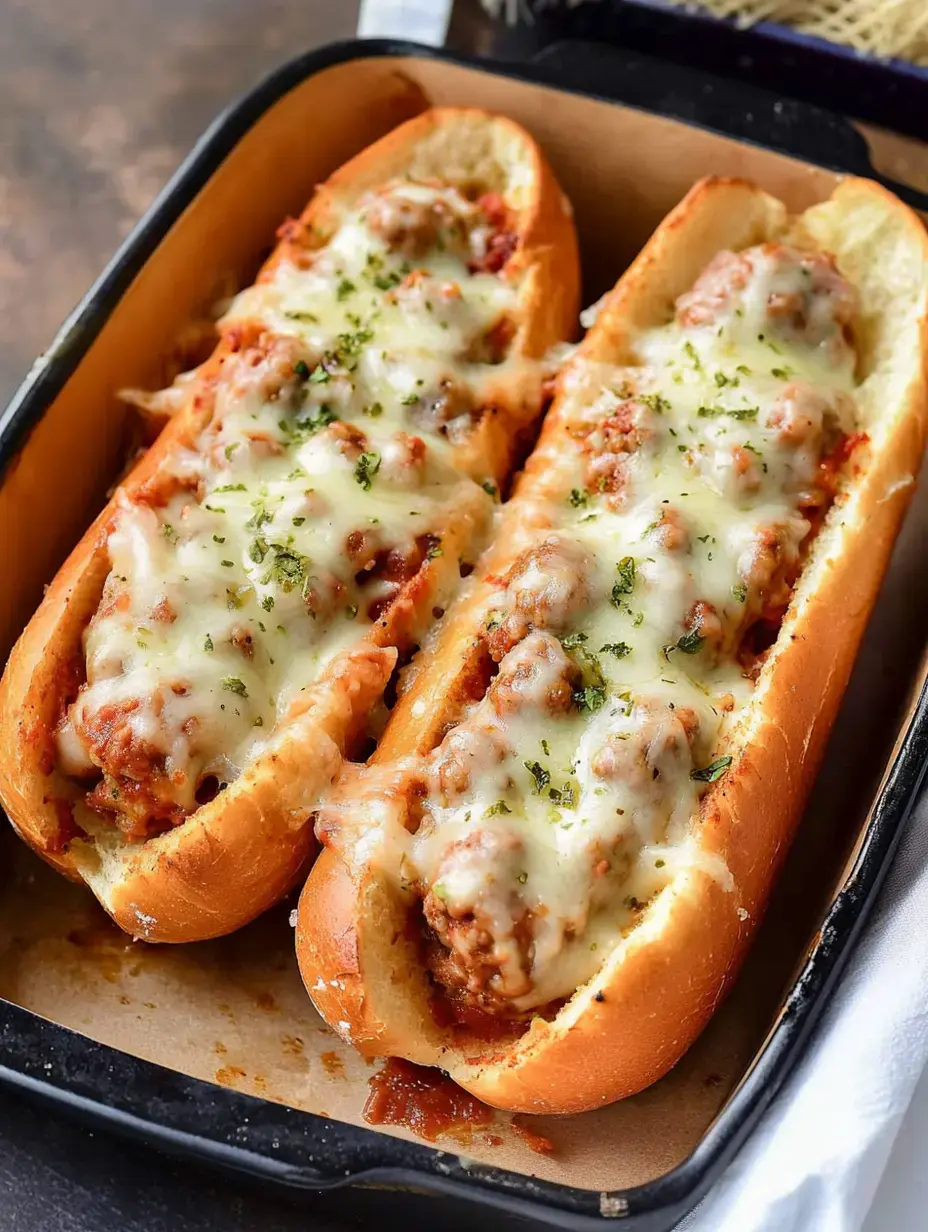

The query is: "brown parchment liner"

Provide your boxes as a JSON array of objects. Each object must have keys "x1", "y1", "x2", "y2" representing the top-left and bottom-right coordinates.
[{"x1": 1, "y1": 53, "x2": 928, "y2": 1195}]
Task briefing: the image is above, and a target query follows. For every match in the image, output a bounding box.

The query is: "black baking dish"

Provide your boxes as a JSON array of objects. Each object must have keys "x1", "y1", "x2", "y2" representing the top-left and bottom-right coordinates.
[{"x1": 2, "y1": 38, "x2": 928, "y2": 1231}]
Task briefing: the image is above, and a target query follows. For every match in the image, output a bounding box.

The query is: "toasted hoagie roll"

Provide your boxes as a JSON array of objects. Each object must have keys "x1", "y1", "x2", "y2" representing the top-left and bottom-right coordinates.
[
  {"x1": 297, "y1": 176, "x2": 928, "y2": 1114},
  {"x1": 0, "y1": 109, "x2": 579, "y2": 943}
]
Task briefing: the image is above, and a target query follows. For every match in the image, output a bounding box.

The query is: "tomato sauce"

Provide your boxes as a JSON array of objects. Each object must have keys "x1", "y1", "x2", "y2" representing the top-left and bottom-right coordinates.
[{"x1": 363, "y1": 1057, "x2": 493, "y2": 1143}]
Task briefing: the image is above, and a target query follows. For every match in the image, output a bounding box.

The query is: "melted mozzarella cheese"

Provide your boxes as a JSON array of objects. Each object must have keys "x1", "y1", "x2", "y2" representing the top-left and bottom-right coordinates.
[
  {"x1": 405, "y1": 242, "x2": 860, "y2": 1013},
  {"x1": 61, "y1": 181, "x2": 527, "y2": 825}
]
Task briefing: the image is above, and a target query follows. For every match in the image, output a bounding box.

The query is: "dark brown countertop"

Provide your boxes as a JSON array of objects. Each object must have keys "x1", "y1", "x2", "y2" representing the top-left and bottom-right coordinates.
[{"x1": 0, "y1": 0, "x2": 360, "y2": 409}]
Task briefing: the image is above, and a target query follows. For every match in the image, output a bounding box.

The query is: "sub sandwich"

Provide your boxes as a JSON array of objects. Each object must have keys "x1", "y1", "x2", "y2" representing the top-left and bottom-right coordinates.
[
  {"x1": 296, "y1": 175, "x2": 928, "y2": 1113},
  {"x1": 0, "y1": 109, "x2": 579, "y2": 942}
]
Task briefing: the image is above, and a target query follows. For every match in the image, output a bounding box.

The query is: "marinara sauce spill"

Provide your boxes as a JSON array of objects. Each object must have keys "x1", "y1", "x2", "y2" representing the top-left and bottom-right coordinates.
[{"x1": 363, "y1": 1057, "x2": 493, "y2": 1143}]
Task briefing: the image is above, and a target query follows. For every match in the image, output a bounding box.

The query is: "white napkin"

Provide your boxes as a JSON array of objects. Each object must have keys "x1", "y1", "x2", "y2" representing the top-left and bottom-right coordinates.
[
  {"x1": 681, "y1": 788, "x2": 928, "y2": 1231},
  {"x1": 357, "y1": 0, "x2": 452, "y2": 45}
]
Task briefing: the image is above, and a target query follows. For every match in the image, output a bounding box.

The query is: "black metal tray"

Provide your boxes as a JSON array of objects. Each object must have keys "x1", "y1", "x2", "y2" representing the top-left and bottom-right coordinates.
[{"x1": 2, "y1": 37, "x2": 928, "y2": 1231}]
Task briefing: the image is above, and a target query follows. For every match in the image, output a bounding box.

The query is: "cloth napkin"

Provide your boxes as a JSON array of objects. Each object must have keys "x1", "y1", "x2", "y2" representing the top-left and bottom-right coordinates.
[
  {"x1": 682, "y1": 785, "x2": 928, "y2": 1231},
  {"x1": 357, "y1": 0, "x2": 451, "y2": 44}
]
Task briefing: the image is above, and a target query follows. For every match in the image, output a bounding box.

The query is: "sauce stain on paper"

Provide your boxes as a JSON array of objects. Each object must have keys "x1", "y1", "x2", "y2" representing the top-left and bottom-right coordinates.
[
  {"x1": 320, "y1": 1051, "x2": 345, "y2": 1078},
  {"x1": 215, "y1": 1065, "x2": 247, "y2": 1087}
]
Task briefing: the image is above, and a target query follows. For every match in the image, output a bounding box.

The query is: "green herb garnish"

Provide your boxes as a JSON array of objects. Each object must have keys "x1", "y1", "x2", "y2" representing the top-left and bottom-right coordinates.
[
  {"x1": 611, "y1": 556, "x2": 636, "y2": 606},
  {"x1": 676, "y1": 629, "x2": 704, "y2": 654},
  {"x1": 574, "y1": 684, "x2": 607, "y2": 712},
  {"x1": 697, "y1": 405, "x2": 758, "y2": 421},
  {"x1": 248, "y1": 538, "x2": 268, "y2": 564},
  {"x1": 548, "y1": 781, "x2": 577, "y2": 808},
  {"x1": 600, "y1": 642, "x2": 632, "y2": 659},
  {"x1": 524, "y1": 761, "x2": 551, "y2": 794},
  {"x1": 245, "y1": 502, "x2": 273, "y2": 532},
  {"x1": 683, "y1": 340, "x2": 704, "y2": 372},
  {"x1": 484, "y1": 800, "x2": 512, "y2": 818},
  {"x1": 279, "y1": 403, "x2": 338, "y2": 442},
  {"x1": 261, "y1": 544, "x2": 309, "y2": 593},
  {"x1": 354, "y1": 451, "x2": 381, "y2": 491},
  {"x1": 640, "y1": 392, "x2": 671, "y2": 414},
  {"x1": 691, "y1": 756, "x2": 733, "y2": 783},
  {"x1": 560, "y1": 631, "x2": 588, "y2": 651}
]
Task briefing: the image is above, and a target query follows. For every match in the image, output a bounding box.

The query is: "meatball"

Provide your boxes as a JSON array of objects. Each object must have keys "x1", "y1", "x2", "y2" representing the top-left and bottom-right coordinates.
[
  {"x1": 736, "y1": 518, "x2": 808, "y2": 625},
  {"x1": 582, "y1": 399, "x2": 657, "y2": 509},
  {"x1": 363, "y1": 188, "x2": 455, "y2": 259},
  {"x1": 764, "y1": 245, "x2": 857, "y2": 351},
  {"x1": 765, "y1": 382, "x2": 831, "y2": 499},
  {"x1": 645, "y1": 506, "x2": 690, "y2": 552},
  {"x1": 681, "y1": 599, "x2": 725, "y2": 657},
  {"x1": 220, "y1": 333, "x2": 316, "y2": 409},
  {"x1": 468, "y1": 192, "x2": 518, "y2": 275},
  {"x1": 413, "y1": 378, "x2": 479, "y2": 444},
  {"x1": 767, "y1": 382, "x2": 826, "y2": 448},
  {"x1": 485, "y1": 537, "x2": 590, "y2": 660},
  {"x1": 69, "y1": 690, "x2": 194, "y2": 838},
  {"x1": 422, "y1": 827, "x2": 534, "y2": 1011},
  {"x1": 379, "y1": 433, "x2": 428, "y2": 488},
  {"x1": 327, "y1": 420, "x2": 369, "y2": 462},
  {"x1": 591, "y1": 698, "x2": 700, "y2": 789},
  {"x1": 676, "y1": 249, "x2": 753, "y2": 328},
  {"x1": 431, "y1": 722, "x2": 510, "y2": 802},
  {"x1": 487, "y1": 631, "x2": 579, "y2": 719},
  {"x1": 677, "y1": 243, "x2": 857, "y2": 361}
]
